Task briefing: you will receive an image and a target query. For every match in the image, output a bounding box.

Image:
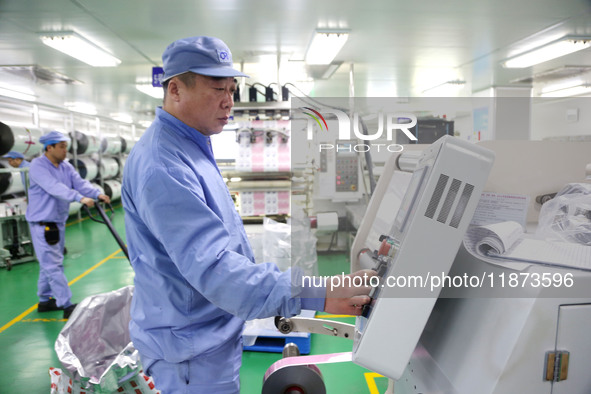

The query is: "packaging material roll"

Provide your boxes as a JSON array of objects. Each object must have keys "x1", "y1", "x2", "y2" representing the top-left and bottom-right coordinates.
[
  {"x1": 122, "y1": 137, "x2": 135, "y2": 154},
  {"x1": 103, "y1": 179, "x2": 122, "y2": 201},
  {"x1": 69, "y1": 201, "x2": 83, "y2": 216},
  {"x1": 69, "y1": 131, "x2": 101, "y2": 155},
  {"x1": 99, "y1": 157, "x2": 120, "y2": 180},
  {"x1": 109, "y1": 156, "x2": 127, "y2": 179},
  {"x1": 0, "y1": 122, "x2": 44, "y2": 157},
  {"x1": 316, "y1": 212, "x2": 339, "y2": 233},
  {"x1": 101, "y1": 136, "x2": 123, "y2": 155},
  {"x1": 73, "y1": 157, "x2": 99, "y2": 180},
  {"x1": 0, "y1": 162, "x2": 25, "y2": 195},
  {"x1": 120, "y1": 136, "x2": 128, "y2": 154},
  {"x1": 91, "y1": 183, "x2": 105, "y2": 196},
  {"x1": 262, "y1": 344, "x2": 328, "y2": 394}
]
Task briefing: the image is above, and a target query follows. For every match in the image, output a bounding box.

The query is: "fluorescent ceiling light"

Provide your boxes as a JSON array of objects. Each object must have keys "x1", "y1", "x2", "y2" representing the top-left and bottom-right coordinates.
[
  {"x1": 540, "y1": 83, "x2": 591, "y2": 97},
  {"x1": 0, "y1": 85, "x2": 36, "y2": 101},
  {"x1": 422, "y1": 80, "x2": 466, "y2": 96},
  {"x1": 39, "y1": 31, "x2": 121, "y2": 67},
  {"x1": 110, "y1": 113, "x2": 133, "y2": 124},
  {"x1": 65, "y1": 102, "x2": 97, "y2": 115},
  {"x1": 503, "y1": 37, "x2": 591, "y2": 68},
  {"x1": 305, "y1": 30, "x2": 350, "y2": 65},
  {"x1": 136, "y1": 83, "x2": 164, "y2": 99}
]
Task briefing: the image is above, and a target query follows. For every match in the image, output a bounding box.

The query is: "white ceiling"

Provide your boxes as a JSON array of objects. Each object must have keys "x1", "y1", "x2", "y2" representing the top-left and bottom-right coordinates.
[{"x1": 1, "y1": 0, "x2": 591, "y2": 128}]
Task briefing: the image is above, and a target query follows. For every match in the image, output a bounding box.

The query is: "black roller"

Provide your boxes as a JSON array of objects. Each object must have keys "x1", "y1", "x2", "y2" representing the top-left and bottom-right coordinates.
[
  {"x1": 75, "y1": 159, "x2": 88, "y2": 179},
  {"x1": 262, "y1": 365, "x2": 325, "y2": 394},
  {"x1": 0, "y1": 162, "x2": 13, "y2": 195},
  {"x1": 69, "y1": 130, "x2": 89, "y2": 155},
  {"x1": 120, "y1": 136, "x2": 127, "y2": 153},
  {"x1": 103, "y1": 181, "x2": 113, "y2": 199},
  {"x1": 112, "y1": 156, "x2": 121, "y2": 177},
  {"x1": 262, "y1": 343, "x2": 326, "y2": 394},
  {"x1": 0, "y1": 122, "x2": 16, "y2": 156}
]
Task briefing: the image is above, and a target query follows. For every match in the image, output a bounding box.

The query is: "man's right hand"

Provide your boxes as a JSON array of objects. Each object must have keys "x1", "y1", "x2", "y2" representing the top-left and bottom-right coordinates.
[
  {"x1": 324, "y1": 269, "x2": 377, "y2": 316},
  {"x1": 80, "y1": 197, "x2": 95, "y2": 207}
]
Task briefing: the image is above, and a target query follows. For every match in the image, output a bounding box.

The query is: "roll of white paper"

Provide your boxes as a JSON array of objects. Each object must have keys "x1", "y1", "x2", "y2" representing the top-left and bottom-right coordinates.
[{"x1": 316, "y1": 212, "x2": 339, "y2": 232}]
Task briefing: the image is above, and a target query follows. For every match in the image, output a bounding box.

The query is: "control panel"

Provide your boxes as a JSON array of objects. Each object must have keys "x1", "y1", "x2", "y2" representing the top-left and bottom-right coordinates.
[
  {"x1": 335, "y1": 142, "x2": 359, "y2": 192},
  {"x1": 314, "y1": 140, "x2": 363, "y2": 202}
]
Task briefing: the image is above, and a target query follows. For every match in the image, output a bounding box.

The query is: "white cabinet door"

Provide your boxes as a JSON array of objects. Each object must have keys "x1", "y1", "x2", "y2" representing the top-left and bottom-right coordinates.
[{"x1": 553, "y1": 304, "x2": 591, "y2": 394}]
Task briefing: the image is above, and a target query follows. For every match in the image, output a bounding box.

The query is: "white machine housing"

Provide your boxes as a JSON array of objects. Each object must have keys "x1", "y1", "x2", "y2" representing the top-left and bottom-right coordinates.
[
  {"x1": 352, "y1": 135, "x2": 495, "y2": 379},
  {"x1": 394, "y1": 139, "x2": 591, "y2": 394}
]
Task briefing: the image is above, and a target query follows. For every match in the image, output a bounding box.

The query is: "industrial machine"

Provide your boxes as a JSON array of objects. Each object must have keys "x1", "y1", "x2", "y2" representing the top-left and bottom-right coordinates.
[
  {"x1": 270, "y1": 136, "x2": 591, "y2": 393},
  {"x1": 0, "y1": 165, "x2": 35, "y2": 270},
  {"x1": 213, "y1": 118, "x2": 292, "y2": 222},
  {"x1": 350, "y1": 139, "x2": 591, "y2": 393},
  {"x1": 351, "y1": 135, "x2": 495, "y2": 379},
  {"x1": 267, "y1": 135, "x2": 496, "y2": 390}
]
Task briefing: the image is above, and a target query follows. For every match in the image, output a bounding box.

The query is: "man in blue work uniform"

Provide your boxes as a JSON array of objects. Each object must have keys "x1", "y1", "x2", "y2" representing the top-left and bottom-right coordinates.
[
  {"x1": 3, "y1": 151, "x2": 30, "y2": 188},
  {"x1": 26, "y1": 131, "x2": 110, "y2": 319},
  {"x1": 122, "y1": 36, "x2": 374, "y2": 393}
]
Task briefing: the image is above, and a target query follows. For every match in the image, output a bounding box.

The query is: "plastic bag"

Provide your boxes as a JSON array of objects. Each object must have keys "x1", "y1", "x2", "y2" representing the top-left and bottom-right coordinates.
[
  {"x1": 536, "y1": 183, "x2": 591, "y2": 245},
  {"x1": 53, "y1": 286, "x2": 159, "y2": 393},
  {"x1": 262, "y1": 209, "x2": 318, "y2": 276}
]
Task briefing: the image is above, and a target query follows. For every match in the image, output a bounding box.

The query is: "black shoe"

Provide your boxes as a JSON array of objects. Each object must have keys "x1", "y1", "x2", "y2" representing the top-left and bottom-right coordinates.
[
  {"x1": 63, "y1": 304, "x2": 77, "y2": 319},
  {"x1": 38, "y1": 299, "x2": 62, "y2": 312}
]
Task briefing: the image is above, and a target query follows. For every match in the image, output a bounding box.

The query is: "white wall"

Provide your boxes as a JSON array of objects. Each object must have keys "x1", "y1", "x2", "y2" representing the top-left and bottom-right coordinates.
[{"x1": 530, "y1": 95, "x2": 591, "y2": 140}]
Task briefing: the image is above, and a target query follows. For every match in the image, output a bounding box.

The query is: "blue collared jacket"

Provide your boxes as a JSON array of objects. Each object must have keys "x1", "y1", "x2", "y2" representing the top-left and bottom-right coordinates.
[
  {"x1": 26, "y1": 155, "x2": 99, "y2": 223},
  {"x1": 122, "y1": 108, "x2": 324, "y2": 362}
]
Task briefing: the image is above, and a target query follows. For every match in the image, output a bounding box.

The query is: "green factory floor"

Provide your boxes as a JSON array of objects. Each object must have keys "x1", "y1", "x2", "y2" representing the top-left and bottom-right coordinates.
[{"x1": 0, "y1": 206, "x2": 388, "y2": 393}]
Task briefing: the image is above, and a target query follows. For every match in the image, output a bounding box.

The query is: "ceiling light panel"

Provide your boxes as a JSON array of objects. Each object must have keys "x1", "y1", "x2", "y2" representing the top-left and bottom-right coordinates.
[
  {"x1": 39, "y1": 31, "x2": 121, "y2": 67},
  {"x1": 305, "y1": 30, "x2": 350, "y2": 65},
  {"x1": 503, "y1": 37, "x2": 591, "y2": 68}
]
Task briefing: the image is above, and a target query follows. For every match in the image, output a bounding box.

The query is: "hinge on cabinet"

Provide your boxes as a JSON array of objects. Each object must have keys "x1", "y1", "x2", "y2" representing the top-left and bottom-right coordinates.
[{"x1": 544, "y1": 351, "x2": 570, "y2": 382}]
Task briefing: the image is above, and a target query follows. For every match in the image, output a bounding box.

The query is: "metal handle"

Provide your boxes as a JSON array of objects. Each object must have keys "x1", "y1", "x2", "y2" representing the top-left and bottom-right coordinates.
[
  {"x1": 83, "y1": 201, "x2": 130, "y2": 262},
  {"x1": 275, "y1": 316, "x2": 355, "y2": 340}
]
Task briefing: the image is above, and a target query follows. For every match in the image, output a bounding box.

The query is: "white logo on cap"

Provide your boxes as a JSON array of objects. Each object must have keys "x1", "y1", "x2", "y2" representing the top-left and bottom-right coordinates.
[{"x1": 218, "y1": 50, "x2": 231, "y2": 63}]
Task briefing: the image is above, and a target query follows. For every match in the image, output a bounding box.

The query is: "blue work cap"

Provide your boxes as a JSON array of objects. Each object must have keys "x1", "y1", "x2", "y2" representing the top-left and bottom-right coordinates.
[
  {"x1": 3, "y1": 151, "x2": 24, "y2": 159},
  {"x1": 162, "y1": 36, "x2": 249, "y2": 82},
  {"x1": 39, "y1": 131, "x2": 71, "y2": 148}
]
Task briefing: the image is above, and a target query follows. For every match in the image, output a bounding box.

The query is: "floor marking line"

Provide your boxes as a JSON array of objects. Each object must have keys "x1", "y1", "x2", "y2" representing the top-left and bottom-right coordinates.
[
  {"x1": 0, "y1": 248, "x2": 121, "y2": 334},
  {"x1": 364, "y1": 372, "x2": 384, "y2": 394},
  {"x1": 0, "y1": 305, "x2": 37, "y2": 334},
  {"x1": 68, "y1": 249, "x2": 122, "y2": 286}
]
